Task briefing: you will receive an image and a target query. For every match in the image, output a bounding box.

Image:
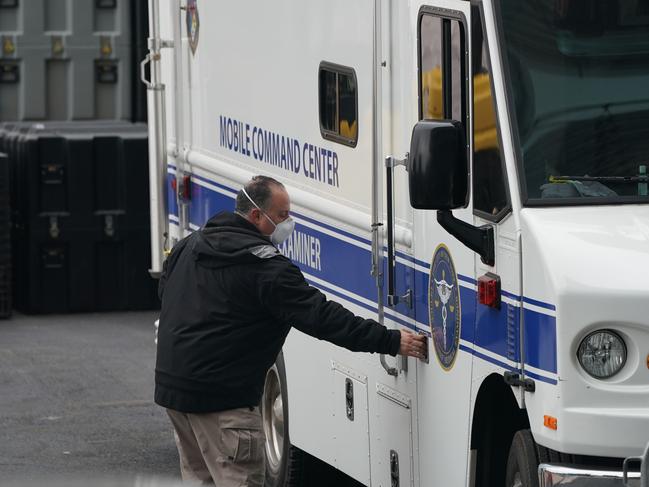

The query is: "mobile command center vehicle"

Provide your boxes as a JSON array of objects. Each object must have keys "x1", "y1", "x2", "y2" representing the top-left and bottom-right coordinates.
[{"x1": 142, "y1": 0, "x2": 649, "y2": 486}]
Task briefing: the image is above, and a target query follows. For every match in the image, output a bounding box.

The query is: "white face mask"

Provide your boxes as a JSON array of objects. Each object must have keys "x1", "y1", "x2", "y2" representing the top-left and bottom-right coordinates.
[
  {"x1": 266, "y1": 216, "x2": 295, "y2": 246},
  {"x1": 242, "y1": 188, "x2": 295, "y2": 245}
]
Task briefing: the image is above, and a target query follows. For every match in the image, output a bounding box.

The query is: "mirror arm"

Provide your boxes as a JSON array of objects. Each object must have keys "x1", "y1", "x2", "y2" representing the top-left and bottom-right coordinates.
[{"x1": 437, "y1": 210, "x2": 494, "y2": 266}]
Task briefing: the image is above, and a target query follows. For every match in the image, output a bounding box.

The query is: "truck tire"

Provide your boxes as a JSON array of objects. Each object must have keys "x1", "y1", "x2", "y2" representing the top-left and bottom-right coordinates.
[
  {"x1": 505, "y1": 429, "x2": 540, "y2": 487},
  {"x1": 262, "y1": 352, "x2": 305, "y2": 487}
]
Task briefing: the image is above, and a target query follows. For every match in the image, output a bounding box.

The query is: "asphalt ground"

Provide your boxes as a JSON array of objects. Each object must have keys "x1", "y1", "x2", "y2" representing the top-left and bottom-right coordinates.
[{"x1": 0, "y1": 311, "x2": 180, "y2": 485}]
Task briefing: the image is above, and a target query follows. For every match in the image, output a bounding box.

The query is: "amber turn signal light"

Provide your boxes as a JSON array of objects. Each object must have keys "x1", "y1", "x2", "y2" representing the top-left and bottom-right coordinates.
[{"x1": 544, "y1": 415, "x2": 558, "y2": 430}]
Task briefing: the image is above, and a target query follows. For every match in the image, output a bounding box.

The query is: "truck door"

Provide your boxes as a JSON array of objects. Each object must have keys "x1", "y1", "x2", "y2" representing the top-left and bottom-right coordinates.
[
  {"x1": 409, "y1": 2, "x2": 476, "y2": 486},
  {"x1": 374, "y1": 111, "x2": 418, "y2": 485}
]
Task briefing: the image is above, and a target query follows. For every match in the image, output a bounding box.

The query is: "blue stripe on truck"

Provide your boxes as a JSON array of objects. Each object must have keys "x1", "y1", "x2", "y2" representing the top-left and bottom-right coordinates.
[{"x1": 166, "y1": 169, "x2": 558, "y2": 383}]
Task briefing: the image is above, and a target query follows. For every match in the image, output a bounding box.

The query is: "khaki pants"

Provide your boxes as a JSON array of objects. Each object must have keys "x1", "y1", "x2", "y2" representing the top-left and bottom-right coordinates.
[{"x1": 166, "y1": 407, "x2": 266, "y2": 486}]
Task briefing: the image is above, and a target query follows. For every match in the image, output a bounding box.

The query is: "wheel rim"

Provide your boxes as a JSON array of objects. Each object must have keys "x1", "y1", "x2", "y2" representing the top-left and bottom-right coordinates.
[{"x1": 262, "y1": 365, "x2": 285, "y2": 474}]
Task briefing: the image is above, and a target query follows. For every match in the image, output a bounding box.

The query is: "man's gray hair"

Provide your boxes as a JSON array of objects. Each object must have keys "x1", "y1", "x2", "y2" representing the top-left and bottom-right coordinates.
[{"x1": 235, "y1": 175, "x2": 285, "y2": 215}]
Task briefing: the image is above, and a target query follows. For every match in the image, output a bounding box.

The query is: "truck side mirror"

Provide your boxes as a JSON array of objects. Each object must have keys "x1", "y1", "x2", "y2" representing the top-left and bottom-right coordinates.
[
  {"x1": 407, "y1": 120, "x2": 468, "y2": 210},
  {"x1": 407, "y1": 120, "x2": 495, "y2": 266}
]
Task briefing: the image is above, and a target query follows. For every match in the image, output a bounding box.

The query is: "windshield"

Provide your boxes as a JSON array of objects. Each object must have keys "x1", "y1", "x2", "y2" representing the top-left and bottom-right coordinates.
[{"x1": 498, "y1": 0, "x2": 649, "y2": 204}]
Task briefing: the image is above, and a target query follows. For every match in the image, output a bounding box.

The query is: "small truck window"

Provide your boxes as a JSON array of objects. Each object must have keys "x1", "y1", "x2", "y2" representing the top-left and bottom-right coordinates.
[
  {"x1": 318, "y1": 63, "x2": 358, "y2": 148},
  {"x1": 472, "y1": 8, "x2": 509, "y2": 219},
  {"x1": 419, "y1": 14, "x2": 466, "y2": 122}
]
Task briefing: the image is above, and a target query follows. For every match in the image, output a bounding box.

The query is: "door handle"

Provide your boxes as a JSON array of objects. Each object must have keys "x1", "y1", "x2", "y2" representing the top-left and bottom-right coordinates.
[
  {"x1": 380, "y1": 354, "x2": 398, "y2": 377},
  {"x1": 381, "y1": 154, "x2": 412, "y2": 377},
  {"x1": 385, "y1": 154, "x2": 409, "y2": 307}
]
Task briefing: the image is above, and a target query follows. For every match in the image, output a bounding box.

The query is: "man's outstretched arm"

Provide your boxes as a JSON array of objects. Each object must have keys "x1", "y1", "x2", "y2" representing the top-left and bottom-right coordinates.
[{"x1": 260, "y1": 261, "x2": 426, "y2": 358}]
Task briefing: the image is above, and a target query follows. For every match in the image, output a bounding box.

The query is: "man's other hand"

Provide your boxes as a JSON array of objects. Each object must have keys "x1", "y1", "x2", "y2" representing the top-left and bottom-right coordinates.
[{"x1": 398, "y1": 330, "x2": 427, "y2": 359}]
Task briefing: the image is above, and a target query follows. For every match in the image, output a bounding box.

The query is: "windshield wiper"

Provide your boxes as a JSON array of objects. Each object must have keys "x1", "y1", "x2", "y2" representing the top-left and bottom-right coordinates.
[{"x1": 550, "y1": 175, "x2": 649, "y2": 183}]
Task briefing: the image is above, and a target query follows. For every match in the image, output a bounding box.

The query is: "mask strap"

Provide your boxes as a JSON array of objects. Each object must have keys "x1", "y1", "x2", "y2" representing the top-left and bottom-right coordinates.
[{"x1": 241, "y1": 187, "x2": 276, "y2": 228}]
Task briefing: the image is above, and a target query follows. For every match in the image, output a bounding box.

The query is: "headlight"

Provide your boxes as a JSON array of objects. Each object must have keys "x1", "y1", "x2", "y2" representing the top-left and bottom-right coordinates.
[{"x1": 577, "y1": 330, "x2": 627, "y2": 379}]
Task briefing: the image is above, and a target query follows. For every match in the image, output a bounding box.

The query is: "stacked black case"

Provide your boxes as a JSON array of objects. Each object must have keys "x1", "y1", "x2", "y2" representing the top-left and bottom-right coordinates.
[
  {"x1": 0, "y1": 122, "x2": 159, "y2": 314},
  {"x1": 0, "y1": 152, "x2": 11, "y2": 318}
]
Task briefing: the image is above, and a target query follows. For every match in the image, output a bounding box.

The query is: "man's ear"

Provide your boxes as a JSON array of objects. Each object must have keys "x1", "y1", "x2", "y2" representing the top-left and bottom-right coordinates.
[{"x1": 249, "y1": 208, "x2": 262, "y2": 224}]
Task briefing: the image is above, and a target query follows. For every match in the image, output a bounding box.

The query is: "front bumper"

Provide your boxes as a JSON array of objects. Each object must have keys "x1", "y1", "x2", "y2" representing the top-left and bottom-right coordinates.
[
  {"x1": 540, "y1": 443, "x2": 649, "y2": 487},
  {"x1": 539, "y1": 465, "x2": 640, "y2": 487}
]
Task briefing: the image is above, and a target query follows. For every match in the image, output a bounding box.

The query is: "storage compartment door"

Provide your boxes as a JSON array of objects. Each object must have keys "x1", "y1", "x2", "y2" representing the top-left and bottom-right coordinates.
[{"x1": 330, "y1": 363, "x2": 370, "y2": 485}]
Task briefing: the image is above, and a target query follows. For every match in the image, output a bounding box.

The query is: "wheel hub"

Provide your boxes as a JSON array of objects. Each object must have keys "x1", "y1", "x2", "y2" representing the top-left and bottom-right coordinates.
[{"x1": 262, "y1": 366, "x2": 285, "y2": 473}]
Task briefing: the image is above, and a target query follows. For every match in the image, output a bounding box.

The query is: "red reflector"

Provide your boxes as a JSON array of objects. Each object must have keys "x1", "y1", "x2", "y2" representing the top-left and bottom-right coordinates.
[
  {"x1": 175, "y1": 175, "x2": 191, "y2": 200},
  {"x1": 182, "y1": 175, "x2": 191, "y2": 200},
  {"x1": 478, "y1": 273, "x2": 501, "y2": 309}
]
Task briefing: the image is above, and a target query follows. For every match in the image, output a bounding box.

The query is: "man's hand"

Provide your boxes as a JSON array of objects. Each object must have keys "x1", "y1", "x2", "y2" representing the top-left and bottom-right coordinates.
[{"x1": 399, "y1": 330, "x2": 427, "y2": 359}]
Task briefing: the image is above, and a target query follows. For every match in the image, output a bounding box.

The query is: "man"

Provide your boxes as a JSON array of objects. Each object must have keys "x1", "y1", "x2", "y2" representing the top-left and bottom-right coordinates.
[{"x1": 155, "y1": 175, "x2": 427, "y2": 486}]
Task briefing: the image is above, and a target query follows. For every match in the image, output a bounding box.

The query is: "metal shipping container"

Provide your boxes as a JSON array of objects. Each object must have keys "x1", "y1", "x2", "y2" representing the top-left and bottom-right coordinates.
[{"x1": 0, "y1": 0, "x2": 139, "y2": 121}]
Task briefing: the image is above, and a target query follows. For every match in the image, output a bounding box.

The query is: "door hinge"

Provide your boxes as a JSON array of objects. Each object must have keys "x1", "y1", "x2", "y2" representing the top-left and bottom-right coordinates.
[{"x1": 504, "y1": 371, "x2": 536, "y2": 393}]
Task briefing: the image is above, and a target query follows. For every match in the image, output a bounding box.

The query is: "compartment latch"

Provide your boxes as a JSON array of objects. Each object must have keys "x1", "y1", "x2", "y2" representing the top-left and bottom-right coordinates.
[
  {"x1": 390, "y1": 450, "x2": 400, "y2": 487},
  {"x1": 345, "y1": 378, "x2": 354, "y2": 421}
]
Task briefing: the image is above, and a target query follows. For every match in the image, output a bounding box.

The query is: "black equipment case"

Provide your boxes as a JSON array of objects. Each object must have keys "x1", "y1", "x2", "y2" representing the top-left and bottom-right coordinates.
[
  {"x1": 0, "y1": 122, "x2": 159, "y2": 314},
  {"x1": 0, "y1": 152, "x2": 11, "y2": 318}
]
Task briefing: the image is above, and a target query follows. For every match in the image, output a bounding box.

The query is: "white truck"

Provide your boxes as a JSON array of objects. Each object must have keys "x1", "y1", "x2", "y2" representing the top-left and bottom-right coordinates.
[{"x1": 142, "y1": 1, "x2": 649, "y2": 486}]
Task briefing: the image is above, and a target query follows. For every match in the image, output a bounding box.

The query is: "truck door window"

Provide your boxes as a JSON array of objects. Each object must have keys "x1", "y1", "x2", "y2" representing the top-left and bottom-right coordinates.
[
  {"x1": 419, "y1": 13, "x2": 466, "y2": 124},
  {"x1": 472, "y1": 8, "x2": 509, "y2": 219},
  {"x1": 318, "y1": 63, "x2": 358, "y2": 148}
]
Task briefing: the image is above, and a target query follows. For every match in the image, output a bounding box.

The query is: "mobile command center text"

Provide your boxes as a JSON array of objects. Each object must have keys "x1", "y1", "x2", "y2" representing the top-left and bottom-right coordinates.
[{"x1": 219, "y1": 115, "x2": 340, "y2": 187}]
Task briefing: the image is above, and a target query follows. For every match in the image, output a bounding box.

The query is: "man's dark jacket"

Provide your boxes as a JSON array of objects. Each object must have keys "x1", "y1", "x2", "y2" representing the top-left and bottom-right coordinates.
[{"x1": 155, "y1": 211, "x2": 400, "y2": 413}]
